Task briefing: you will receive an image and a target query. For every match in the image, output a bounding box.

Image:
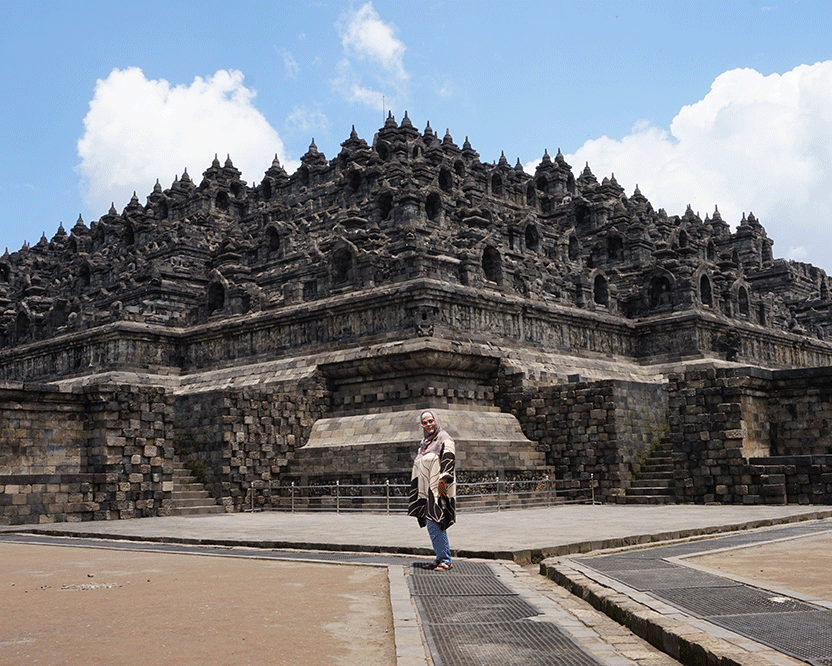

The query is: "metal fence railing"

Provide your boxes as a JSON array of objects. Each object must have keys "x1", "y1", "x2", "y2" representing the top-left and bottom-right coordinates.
[{"x1": 245, "y1": 475, "x2": 600, "y2": 513}]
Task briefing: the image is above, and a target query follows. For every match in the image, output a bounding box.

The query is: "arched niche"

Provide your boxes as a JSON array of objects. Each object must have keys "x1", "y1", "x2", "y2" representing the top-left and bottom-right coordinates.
[
  {"x1": 15, "y1": 311, "x2": 29, "y2": 341},
  {"x1": 607, "y1": 235, "x2": 624, "y2": 261},
  {"x1": 207, "y1": 282, "x2": 225, "y2": 314},
  {"x1": 491, "y1": 173, "x2": 503, "y2": 197},
  {"x1": 439, "y1": 168, "x2": 453, "y2": 193},
  {"x1": 525, "y1": 224, "x2": 539, "y2": 251},
  {"x1": 568, "y1": 235, "x2": 580, "y2": 261},
  {"x1": 648, "y1": 275, "x2": 673, "y2": 308},
  {"x1": 738, "y1": 285, "x2": 750, "y2": 316},
  {"x1": 266, "y1": 227, "x2": 280, "y2": 254},
  {"x1": 331, "y1": 247, "x2": 353, "y2": 285},
  {"x1": 79, "y1": 264, "x2": 91, "y2": 289},
  {"x1": 378, "y1": 192, "x2": 393, "y2": 221},
  {"x1": 482, "y1": 246, "x2": 502, "y2": 284},
  {"x1": 700, "y1": 274, "x2": 713, "y2": 306},
  {"x1": 426, "y1": 192, "x2": 442, "y2": 222},
  {"x1": 593, "y1": 274, "x2": 609, "y2": 307}
]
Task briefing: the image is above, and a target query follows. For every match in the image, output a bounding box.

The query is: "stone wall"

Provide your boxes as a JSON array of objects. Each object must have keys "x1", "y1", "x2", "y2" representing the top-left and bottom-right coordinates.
[
  {"x1": 84, "y1": 385, "x2": 177, "y2": 520},
  {"x1": 0, "y1": 384, "x2": 177, "y2": 524},
  {"x1": 0, "y1": 385, "x2": 88, "y2": 524},
  {"x1": 667, "y1": 366, "x2": 832, "y2": 504},
  {"x1": 173, "y1": 380, "x2": 327, "y2": 512},
  {"x1": 0, "y1": 386, "x2": 85, "y2": 476},
  {"x1": 5, "y1": 361, "x2": 832, "y2": 523},
  {"x1": 768, "y1": 368, "x2": 832, "y2": 455},
  {"x1": 498, "y1": 373, "x2": 667, "y2": 502}
]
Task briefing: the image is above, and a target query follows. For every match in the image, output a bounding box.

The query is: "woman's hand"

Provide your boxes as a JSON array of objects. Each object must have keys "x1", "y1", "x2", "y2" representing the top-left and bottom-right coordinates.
[{"x1": 438, "y1": 478, "x2": 448, "y2": 498}]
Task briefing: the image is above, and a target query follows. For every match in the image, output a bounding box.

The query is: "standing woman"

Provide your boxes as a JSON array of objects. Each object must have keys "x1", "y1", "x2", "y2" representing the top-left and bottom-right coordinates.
[{"x1": 408, "y1": 410, "x2": 456, "y2": 570}]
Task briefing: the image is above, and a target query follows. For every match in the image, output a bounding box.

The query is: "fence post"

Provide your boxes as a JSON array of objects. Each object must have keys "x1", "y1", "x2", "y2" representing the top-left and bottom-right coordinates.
[
  {"x1": 591, "y1": 473, "x2": 595, "y2": 505},
  {"x1": 336, "y1": 480, "x2": 340, "y2": 514},
  {"x1": 546, "y1": 475, "x2": 550, "y2": 507},
  {"x1": 496, "y1": 475, "x2": 501, "y2": 512},
  {"x1": 386, "y1": 479, "x2": 390, "y2": 515},
  {"x1": 291, "y1": 481, "x2": 295, "y2": 513}
]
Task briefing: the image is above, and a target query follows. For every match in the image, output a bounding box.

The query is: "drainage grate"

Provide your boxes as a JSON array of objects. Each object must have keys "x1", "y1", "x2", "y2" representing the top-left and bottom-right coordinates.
[
  {"x1": 579, "y1": 555, "x2": 678, "y2": 572},
  {"x1": 415, "y1": 594, "x2": 541, "y2": 625},
  {"x1": 572, "y1": 522, "x2": 832, "y2": 666},
  {"x1": 645, "y1": 524, "x2": 832, "y2": 560},
  {"x1": 410, "y1": 561, "x2": 497, "y2": 577},
  {"x1": 423, "y1": 620, "x2": 607, "y2": 666},
  {"x1": 409, "y1": 574, "x2": 517, "y2": 597},
  {"x1": 652, "y1": 585, "x2": 819, "y2": 617},
  {"x1": 599, "y1": 566, "x2": 741, "y2": 591},
  {"x1": 711, "y1": 610, "x2": 832, "y2": 665}
]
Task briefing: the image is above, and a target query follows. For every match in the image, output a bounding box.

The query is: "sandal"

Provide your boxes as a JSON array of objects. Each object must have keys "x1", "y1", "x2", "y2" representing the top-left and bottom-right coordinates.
[
  {"x1": 434, "y1": 561, "x2": 453, "y2": 571},
  {"x1": 422, "y1": 560, "x2": 440, "y2": 570}
]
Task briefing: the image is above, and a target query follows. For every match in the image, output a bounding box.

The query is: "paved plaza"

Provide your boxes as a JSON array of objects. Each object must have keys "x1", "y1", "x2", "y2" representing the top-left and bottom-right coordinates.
[{"x1": 1, "y1": 504, "x2": 830, "y2": 665}]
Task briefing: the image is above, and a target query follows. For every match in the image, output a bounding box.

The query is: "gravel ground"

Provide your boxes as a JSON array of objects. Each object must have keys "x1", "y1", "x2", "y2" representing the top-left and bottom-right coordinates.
[
  {"x1": 689, "y1": 530, "x2": 832, "y2": 600},
  {"x1": 0, "y1": 543, "x2": 396, "y2": 666}
]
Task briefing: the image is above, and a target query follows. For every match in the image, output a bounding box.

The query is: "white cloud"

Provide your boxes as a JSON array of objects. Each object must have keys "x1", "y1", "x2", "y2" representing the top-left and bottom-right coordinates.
[
  {"x1": 77, "y1": 67, "x2": 294, "y2": 216},
  {"x1": 333, "y1": 2, "x2": 409, "y2": 112},
  {"x1": 285, "y1": 105, "x2": 329, "y2": 135},
  {"x1": 437, "y1": 81, "x2": 453, "y2": 98},
  {"x1": 562, "y1": 61, "x2": 832, "y2": 271},
  {"x1": 280, "y1": 49, "x2": 300, "y2": 79}
]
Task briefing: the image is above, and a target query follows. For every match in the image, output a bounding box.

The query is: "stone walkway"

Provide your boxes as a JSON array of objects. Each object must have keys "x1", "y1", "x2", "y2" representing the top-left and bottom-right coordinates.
[{"x1": 2, "y1": 504, "x2": 830, "y2": 666}]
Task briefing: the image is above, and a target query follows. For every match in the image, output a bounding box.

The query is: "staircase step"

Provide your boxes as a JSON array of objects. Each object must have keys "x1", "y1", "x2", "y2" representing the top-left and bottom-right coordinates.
[
  {"x1": 172, "y1": 505, "x2": 226, "y2": 515},
  {"x1": 619, "y1": 494, "x2": 676, "y2": 505},
  {"x1": 627, "y1": 443, "x2": 677, "y2": 504},
  {"x1": 171, "y1": 487, "x2": 212, "y2": 497},
  {"x1": 173, "y1": 482, "x2": 206, "y2": 492},
  {"x1": 630, "y1": 478, "x2": 673, "y2": 489},
  {"x1": 171, "y1": 495, "x2": 217, "y2": 507},
  {"x1": 625, "y1": 486, "x2": 675, "y2": 496},
  {"x1": 169, "y1": 461, "x2": 222, "y2": 516}
]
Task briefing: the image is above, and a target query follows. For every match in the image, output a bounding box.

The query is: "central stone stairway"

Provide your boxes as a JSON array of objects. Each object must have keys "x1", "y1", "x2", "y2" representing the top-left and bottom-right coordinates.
[
  {"x1": 170, "y1": 461, "x2": 224, "y2": 515},
  {"x1": 620, "y1": 441, "x2": 676, "y2": 504}
]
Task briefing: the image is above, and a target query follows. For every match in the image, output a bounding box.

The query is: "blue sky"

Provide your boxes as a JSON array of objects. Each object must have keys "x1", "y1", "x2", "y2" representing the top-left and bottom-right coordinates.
[{"x1": 2, "y1": 0, "x2": 832, "y2": 269}]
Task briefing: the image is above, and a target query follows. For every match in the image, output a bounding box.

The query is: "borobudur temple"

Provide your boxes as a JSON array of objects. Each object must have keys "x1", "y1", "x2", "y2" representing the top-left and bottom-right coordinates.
[{"x1": 2, "y1": 112, "x2": 832, "y2": 523}]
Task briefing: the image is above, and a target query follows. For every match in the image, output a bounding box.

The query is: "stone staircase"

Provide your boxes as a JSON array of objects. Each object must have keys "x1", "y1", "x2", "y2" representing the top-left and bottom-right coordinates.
[
  {"x1": 621, "y1": 441, "x2": 676, "y2": 504},
  {"x1": 170, "y1": 461, "x2": 224, "y2": 515}
]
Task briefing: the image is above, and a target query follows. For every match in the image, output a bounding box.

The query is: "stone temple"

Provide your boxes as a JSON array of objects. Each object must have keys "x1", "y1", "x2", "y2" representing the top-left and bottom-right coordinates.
[{"x1": 2, "y1": 112, "x2": 832, "y2": 523}]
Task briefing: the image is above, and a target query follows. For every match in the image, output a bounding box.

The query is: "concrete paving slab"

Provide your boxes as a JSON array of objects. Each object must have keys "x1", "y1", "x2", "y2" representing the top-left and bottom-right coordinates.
[{"x1": 4, "y1": 504, "x2": 828, "y2": 562}]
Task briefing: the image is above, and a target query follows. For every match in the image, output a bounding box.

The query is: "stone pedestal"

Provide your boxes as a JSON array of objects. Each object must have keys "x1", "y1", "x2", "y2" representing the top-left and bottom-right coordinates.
[{"x1": 289, "y1": 408, "x2": 543, "y2": 483}]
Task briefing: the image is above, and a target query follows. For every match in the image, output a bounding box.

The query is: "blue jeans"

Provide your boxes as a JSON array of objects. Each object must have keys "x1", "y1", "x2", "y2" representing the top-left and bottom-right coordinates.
[{"x1": 426, "y1": 519, "x2": 451, "y2": 563}]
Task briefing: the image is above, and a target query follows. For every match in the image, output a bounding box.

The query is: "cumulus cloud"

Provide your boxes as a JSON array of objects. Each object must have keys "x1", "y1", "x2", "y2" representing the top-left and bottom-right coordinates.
[
  {"x1": 333, "y1": 2, "x2": 409, "y2": 112},
  {"x1": 77, "y1": 67, "x2": 294, "y2": 217},
  {"x1": 561, "y1": 62, "x2": 832, "y2": 269}
]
